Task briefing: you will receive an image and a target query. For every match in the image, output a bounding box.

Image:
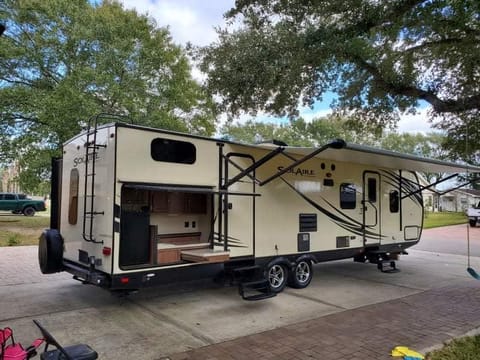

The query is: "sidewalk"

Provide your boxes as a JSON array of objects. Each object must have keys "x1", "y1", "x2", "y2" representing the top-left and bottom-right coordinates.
[{"x1": 166, "y1": 281, "x2": 480, "y2": 360}]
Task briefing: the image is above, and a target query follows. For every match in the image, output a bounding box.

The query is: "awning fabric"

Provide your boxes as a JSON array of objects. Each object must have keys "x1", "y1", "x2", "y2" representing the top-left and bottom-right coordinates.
[{"x1": 257, "y1": 142, "x2": 480, "y2": 174}]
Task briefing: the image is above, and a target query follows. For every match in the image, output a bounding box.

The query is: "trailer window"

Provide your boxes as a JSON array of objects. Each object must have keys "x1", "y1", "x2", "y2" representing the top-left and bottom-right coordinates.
[
  {"x1": 390, "y1": 190, "x2": 399, "y2": 213},
  {"x1": 68, "y1": 168, "x2": 79, "y2": 225},
  {"x1": 367, "y1": 178, "x2": 377, "y2": 203},
  {"x1": 340, "y1": 183, "x2": 356, "y2": 209},
  {"x1": 151, "y1": 138, "x2": 196, "y2": 164}
]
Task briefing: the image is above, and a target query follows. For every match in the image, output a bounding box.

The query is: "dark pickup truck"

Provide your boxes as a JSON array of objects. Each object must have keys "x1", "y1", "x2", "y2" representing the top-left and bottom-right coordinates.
[{"x1": 0, "y1": 193, "x2": 47, "y2": 216}]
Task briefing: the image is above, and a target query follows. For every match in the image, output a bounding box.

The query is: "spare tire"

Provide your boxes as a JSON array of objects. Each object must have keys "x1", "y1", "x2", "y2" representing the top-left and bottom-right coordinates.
[{"x1": 38, "y1": 229, "x2": 64, "y2": 274}]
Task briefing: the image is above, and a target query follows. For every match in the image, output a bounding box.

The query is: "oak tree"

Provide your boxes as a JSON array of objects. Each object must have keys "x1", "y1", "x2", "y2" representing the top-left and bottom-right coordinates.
[
  {"x1": 0, "y1": 0, "x2": 216, "y2": 193},
  {"x1": 199, "y1": 0, "x2": 479, "y2": 154}
]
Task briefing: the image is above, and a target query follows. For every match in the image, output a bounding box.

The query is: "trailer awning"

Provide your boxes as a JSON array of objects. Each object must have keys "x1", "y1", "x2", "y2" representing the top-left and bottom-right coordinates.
[{"x1": 258, "y1": 142, "x2": 480, "y2": 174}]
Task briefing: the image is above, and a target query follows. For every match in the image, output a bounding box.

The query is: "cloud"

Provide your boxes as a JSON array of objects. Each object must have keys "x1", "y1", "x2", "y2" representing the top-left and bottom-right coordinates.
[
  {"x1": 397, "y1": 107, "x2": 435, "y2": 134},
  {"x1": 297, "y1": 108, "x2": 332, "y2": 122},
  {"x1": 118, "y1": 1, "x2": 437, "y2": 136},
  {"x1": 119, "y1": 0, "x2": 233, "y2": 46}
]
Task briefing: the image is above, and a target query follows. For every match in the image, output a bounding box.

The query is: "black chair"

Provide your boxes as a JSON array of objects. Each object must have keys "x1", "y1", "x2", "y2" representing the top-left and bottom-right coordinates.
[{"x1": 32, "y1": 320, "x2": 98, "y2": 360}]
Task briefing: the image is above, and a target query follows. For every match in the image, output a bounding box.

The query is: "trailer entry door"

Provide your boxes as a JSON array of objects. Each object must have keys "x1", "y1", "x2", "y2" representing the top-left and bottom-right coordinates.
[{"x1": 363, "y1": 171, "x2": 381, "y2": 246}]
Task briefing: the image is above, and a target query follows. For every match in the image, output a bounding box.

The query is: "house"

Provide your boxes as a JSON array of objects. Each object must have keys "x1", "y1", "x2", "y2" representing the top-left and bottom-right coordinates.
[
  {"x1": 1, "y1": 161, "x2": 21, "y2": 193},
  {"x1": 439, "y1": 189, "x2": 480, "y2": 212}
]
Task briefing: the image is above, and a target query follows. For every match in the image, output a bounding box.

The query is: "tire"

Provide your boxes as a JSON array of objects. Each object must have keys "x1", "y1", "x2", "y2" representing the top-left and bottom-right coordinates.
[
  {"x1": 470, "y1": 219, "x2": 477, "y2": 227},
  {"x1": 23, "y1": 206, "x2": 35, "y2": 216},
  {"x1": 38, "y1": 229, "x2": 64, "y2": 274},
  {"x1": 288, "y1": 260, "x2": 313, "y2": 289},
  {"x1": 353, "y1": 253, "x2": 367, "y2": 263},
  {"x1": 265, "y1": 262, "x2": 287, "y2": 293}
]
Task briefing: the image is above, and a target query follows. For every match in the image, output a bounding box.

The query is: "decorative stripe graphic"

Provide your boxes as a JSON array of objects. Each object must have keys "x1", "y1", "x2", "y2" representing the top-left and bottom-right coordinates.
[
  {"x1": 114, "y1": 221, "x2": 120, "y2": 233},
  {"x1": 281, "y1": 178, "x2": 383, "y2": 241},
  {"x1": 213, "y1": 232, "x2": 248, "y2": 248},
  {"x1": 381, "y1": 170, "x2": 423, "y2": 206},
  {"x1": 114, "y1": 204, "x2": 121, "y2": 218}
]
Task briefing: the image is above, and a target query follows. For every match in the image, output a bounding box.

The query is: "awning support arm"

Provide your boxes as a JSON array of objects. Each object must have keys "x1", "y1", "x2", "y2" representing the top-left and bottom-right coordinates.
[
  {"x1": 434, "y1": 176, "x2": 480, "y2": 196},
  {"x1": 401, "y1": 174, "x2": 480, "y2": 199},
  {"x1": 258, "y1": 139, "x2": 346, "y2": 187},
  {"x1": 225, "y1": 146, "x2": 285, "y2": 188},
  {"x1": 401, "y1": 173, "x2": 459, "y2": 200},
  {"x1": 226, "y1": 157, "x2": 258, "y2": 183}
]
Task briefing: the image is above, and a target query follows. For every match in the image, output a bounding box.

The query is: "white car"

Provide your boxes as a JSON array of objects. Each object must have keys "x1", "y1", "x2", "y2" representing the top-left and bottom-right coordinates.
[{"x1": 467, "y1": 202, "x2": 480, "y2": 227}]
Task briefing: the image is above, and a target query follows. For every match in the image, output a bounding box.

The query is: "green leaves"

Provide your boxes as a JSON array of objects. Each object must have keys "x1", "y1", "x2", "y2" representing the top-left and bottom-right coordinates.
[
  {"x1": 0, "y1": 0, "x2": 216, "y2": 193},
  {"x1": 200, "y1": 0, "x2": 479, "y2": 158}
]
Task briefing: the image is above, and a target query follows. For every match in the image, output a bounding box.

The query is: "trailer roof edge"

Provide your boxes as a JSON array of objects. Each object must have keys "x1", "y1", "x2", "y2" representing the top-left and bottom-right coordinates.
[{"x1": 276, "y1": 142, "x2": 480, "y2": 174}]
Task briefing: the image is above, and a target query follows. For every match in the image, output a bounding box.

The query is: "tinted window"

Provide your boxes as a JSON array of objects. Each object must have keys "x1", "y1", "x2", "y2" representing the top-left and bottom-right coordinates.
[
  {"x1": 151, "y1": 138, "x2": 196, "y2": 164},
  {"x1": 4, "y1": 194, "x2": 15, "y2": 200},
  {"x1": 69, "y1": 169, "x2": 79, "y2": 225},
  {"x1": 367, "y1": 178, "x2": 377, "y2": 203},
  {"x1": 340, "y1": 183, "x2": 356, "y2": 209},
  {"x1": 390, "y1": 190, "x2": 399, "y2": 213}
]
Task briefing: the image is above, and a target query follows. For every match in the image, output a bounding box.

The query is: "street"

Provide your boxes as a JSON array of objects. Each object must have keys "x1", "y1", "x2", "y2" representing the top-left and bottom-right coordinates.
[
  {"x1": 0, "y1": 225, "x2": 479, "y2": 359},
  {"x1": 415, "y1": 223, "x2": 480, "y2": 257}
]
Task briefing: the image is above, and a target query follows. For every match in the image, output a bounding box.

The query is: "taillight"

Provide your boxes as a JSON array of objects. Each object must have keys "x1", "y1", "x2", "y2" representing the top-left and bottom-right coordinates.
[
  {"x1": 102, "y1": 247, "x2": 111, "y2": 256},
  {"x1": 120, "y1": 277, "x2": 129, "y2": 284}
]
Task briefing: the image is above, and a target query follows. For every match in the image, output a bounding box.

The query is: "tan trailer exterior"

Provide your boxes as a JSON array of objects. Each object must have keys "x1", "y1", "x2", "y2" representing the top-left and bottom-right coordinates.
[{"x1": 39, "y1": 121, "x2": 480, "y2": 299}]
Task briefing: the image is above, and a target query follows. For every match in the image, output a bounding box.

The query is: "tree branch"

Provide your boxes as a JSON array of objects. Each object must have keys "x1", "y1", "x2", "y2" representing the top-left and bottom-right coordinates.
[
  {"x1": 402, "y1": 37, "x2": 479, "y2": 54},
  {"x1": 341, "y1": 0, "x2": 425, "y2": 35},
  {"x1": 352, "y1": 55, "x2": 480, "y2": 114},
  {"x1": 0, "y1": 77, "x2": 34, "y2": 87},
  {"x1": 21, "y1": 27, "x2": 60, "y2": 85},
  {"x1": 0, "y1": 113, "x2": 48, "y2": 126}
]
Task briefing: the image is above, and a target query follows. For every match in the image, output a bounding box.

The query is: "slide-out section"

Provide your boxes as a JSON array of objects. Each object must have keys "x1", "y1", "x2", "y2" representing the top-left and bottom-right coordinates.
[{"x1": 119, "y1": 186, "x2": 228, "y2": 270}]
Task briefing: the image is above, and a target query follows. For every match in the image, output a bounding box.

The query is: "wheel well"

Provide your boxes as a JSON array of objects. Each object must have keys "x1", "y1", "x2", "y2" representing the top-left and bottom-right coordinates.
[
  {"x1": 294, "y1": 254, "x2": 317, "y2": 265},
  {"x1": 265, "y1": 257, "x2": 293, "y2": 271}
]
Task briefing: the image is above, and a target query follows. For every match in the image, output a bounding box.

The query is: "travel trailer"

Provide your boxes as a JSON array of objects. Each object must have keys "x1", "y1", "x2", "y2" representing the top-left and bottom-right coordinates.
[{"x1": 39, "y1": 116, "x2": 480, "y2": 300}]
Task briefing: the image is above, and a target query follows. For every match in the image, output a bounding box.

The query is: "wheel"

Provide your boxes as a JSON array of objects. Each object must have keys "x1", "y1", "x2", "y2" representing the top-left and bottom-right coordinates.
[
  {"x1": 265, "y1": 263, "x2": 287, "y2": 293},
  {"x1": 288, "y1": 260, "x2": 313, "y2": 289},
  {"x1": 38, "y1": 229, "x2": 64, "y2": 274},
  {"x1": 353, "y1": 253, "x2": 367, "y2": 263},
  {"x1": 470, "y1": 219, "x2": 477, "y2": 227},
  {"x1": 23, "y1": 206, "x2": 35, "y2": 216}
]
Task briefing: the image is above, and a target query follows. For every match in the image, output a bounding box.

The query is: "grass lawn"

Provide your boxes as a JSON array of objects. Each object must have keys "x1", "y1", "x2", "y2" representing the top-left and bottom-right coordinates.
[
  {"x1": 426, "y1": 334, "x2": 480, "y2": 359},
  {"x1": 423, "y1": 211, "x2": 467, "y2": 229},
  {"x1": 0, "y1": 213, "x2": 50, "y2": 246}
]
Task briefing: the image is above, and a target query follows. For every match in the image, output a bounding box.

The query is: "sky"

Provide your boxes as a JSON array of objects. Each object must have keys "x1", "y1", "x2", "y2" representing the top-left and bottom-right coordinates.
[{"x1": 118, "y1": 0, "x2": 434, "y2": 134}]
